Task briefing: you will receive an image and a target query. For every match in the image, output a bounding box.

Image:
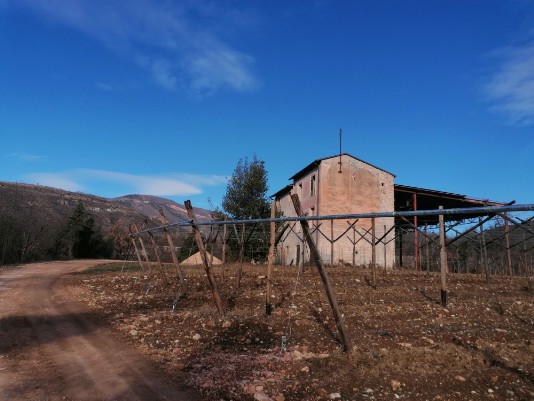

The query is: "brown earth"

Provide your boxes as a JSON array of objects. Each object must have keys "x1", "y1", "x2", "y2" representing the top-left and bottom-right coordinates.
[
  {"x1": 0, "y1": 260, "x2": 197, "y2": 401},
  {"x1": 1, "y1": 261, "x2": 533, "y2": 401}
]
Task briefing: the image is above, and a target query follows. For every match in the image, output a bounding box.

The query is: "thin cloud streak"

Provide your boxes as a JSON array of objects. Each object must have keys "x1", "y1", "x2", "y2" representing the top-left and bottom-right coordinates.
[
  {"x1": 8, "y1": 152, "x2": 47, "y2": 162},
  {"x1": 96, "y1": 81, "x2": 113, "y2": 91},
  {"x1": 28, "y1": 173, "x2": 84, "y2": 192},
  {"x1": 13, "y1": 0, "x2": 259, "y2": 95},
  {"x1": 25, "y1": 169, "x2": 228, "y2": 197},
  {"x1": 484, "y1": 43, "x2": 534, "y2": 126}
]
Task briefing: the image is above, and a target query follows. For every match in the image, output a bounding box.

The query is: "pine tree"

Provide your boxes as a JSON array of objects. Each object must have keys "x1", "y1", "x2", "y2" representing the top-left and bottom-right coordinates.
[{"x1": 221, "y1": 155, "x2": 270, "y2": 220}]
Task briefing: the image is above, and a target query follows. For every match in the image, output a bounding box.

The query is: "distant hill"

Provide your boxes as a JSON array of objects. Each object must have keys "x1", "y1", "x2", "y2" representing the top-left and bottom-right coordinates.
[
  {"x1": 0, "y1": 181, "x2": 212, "y2": 264},
  {"x1": 113, "y1": 194, "x2": 212, "y2": 224}
]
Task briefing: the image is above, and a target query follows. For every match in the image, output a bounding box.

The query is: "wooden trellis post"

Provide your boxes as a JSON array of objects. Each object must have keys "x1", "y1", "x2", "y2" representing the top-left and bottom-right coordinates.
[
  {"x1": 147, "y1": 230, "x2": 170, "y2": 285},
  {"x1": 266, "y1": 201, "x2": 276, "y2": 315},
  {"x1": 352, "y1": 225, "x2": 356, "y2": 267},
  {"x1": 383, "y1": 224, "x2": 387, "y2": 270},
  {"x1": 235, "y1": 223, "x2": 246, "y2": 290},
  {"x1": 330, "y1": 219, "x2": 334, "y2": 266},
  {"x1": 425, "y1": 224, "x2": 430, "y2": 274},
  {"x1": 158, "y1": 209, "x2": 188, "y2": 298},
  {"x1": 133, "y1": 223, "x2": 151, "y2": 271},
  {"x1": 439, "y1": 206, "x2": 448, "y2": 307},
  {"x1": 371, "y1": 217, "x2": 376, "y2": 286},
  {"x1": 504, "y1": 213, "x2": 513, "y2": 279},
  {"x1": 478, "y1": 216, "x2": 489, "y2": 283},
  {"x1": 291, "y1": 194, "x2": 352, "y2": 352},
  {"x1": 185, "y1": 200, "x2": 224, "y2": 316},
  {"x1": 222, "y1": 223, "x2": 227, "y2": 265},
  {"x1": 129, "y1": 225, "x2": 145, "y2": 271}
]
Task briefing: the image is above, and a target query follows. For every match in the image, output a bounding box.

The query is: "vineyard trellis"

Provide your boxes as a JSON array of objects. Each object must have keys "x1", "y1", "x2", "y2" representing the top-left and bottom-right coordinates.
[{"x1": 129, "y1": 199, "x2": 534, "y2": 352}]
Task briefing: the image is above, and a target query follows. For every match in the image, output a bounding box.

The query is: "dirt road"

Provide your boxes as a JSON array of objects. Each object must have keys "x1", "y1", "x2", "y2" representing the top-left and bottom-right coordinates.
[{"x1": 0, "y1": 260, "x2": 197, "y2": 401}]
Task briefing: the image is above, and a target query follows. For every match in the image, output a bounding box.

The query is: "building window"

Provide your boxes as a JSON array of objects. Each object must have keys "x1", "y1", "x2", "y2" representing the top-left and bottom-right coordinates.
[{"x1": 310, "y1": 175, "x2": 316, "y2": 197}]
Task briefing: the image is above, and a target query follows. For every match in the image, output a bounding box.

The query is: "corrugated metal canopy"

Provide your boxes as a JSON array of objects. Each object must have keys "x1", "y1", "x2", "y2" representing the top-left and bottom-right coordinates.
[{"x1": 394, "y1": 184, "x2": 512, "y2": 226}]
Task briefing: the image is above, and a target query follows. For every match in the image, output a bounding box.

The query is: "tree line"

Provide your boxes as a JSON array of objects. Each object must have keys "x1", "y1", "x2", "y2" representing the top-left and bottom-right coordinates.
[{"x1": 0, "y1": 200, "x2": 121, "y2": 265}]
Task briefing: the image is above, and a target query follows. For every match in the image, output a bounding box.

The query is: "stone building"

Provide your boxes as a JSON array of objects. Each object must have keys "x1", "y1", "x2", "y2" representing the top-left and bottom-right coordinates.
[{"x1": 272, "y1": 153, "x2": 395, "y2": 268}]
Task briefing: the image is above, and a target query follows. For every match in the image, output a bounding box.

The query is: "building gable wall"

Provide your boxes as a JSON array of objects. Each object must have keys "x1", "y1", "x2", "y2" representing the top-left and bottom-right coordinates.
[{"x1": 275, "y1": 154, "x2": 395, "y2": 268}]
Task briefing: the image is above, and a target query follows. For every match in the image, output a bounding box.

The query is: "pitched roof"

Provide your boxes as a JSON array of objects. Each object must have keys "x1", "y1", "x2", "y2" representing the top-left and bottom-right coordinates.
[
  {"x1": 289, "y1": 153, "x2": 395, "y2": 181},
  {"x1": 271, "y1": 184, "x2": 293, "y2": 199}
]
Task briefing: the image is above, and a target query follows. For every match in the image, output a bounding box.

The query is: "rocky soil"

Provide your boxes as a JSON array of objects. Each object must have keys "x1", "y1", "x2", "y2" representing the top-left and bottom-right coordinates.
[{"x1": 71, "y1": 262, "x2": 534, "y2": 401}]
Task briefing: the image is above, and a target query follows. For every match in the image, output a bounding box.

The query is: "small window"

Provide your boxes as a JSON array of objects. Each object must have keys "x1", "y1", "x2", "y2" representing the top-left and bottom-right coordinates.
[{"x1": 310, "y1": 175, "x2": 316, "y2": 196}]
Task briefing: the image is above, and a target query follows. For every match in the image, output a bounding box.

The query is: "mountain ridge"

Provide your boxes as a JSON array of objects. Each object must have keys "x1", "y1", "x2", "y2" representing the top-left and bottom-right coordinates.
[
  {"x1": 0, "y1": 181, "x2": 212, "y2": 226},
  {"x1": 0, "y1": 181, "x2": 213, "y2": 264}
]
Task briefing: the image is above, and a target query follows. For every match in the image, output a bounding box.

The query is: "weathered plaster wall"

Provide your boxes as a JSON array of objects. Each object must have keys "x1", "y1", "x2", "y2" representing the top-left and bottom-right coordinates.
[{"x1": 275, "y1": 155, "x2": 395, "y2": 268}]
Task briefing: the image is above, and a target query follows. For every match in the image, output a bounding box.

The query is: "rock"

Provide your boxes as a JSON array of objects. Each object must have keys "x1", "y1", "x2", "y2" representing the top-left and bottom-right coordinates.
[
  {"x1": 192, "y1": 334, "x2": 201, "y2": 341},
  {"x1": 274, "y1": 395, "x2": 285, "y2": 401},
  {"x1": 222, "y1": 320, "x2": 232, "y2": 328},
  {"x1": 130, "y1": 329, "x2": 138, "y2": 336},
  {"x1": 329, "y1": 393, "x2": 341, "y2": 399},
  {"x1": 301, "y1": 366, "x2": 310, "y2": 373},
  {"x1": 292, "y1": 350, "x2": 304, "y2": 361},
  {"x1": 455, "y1": 375, "x2": 466, "y2": 382},
  {"x1": 244, "y1": 385, "x2": 256, "y2": 394},
  {"x1": 390, "y1": 380, "x2": 401, "y2": 392},
  {"x1": 254, "y1": 391, "x2": 273, "y2": 401}
]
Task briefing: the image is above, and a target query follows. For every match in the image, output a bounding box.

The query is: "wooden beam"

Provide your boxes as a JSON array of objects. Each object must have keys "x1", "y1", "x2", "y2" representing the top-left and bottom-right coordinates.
[
  {"x1": 371, "y1": 217, "x2": 376, "y2": 287},
  {"x1": 266, "y1": 201, "x2": 276, "y2": 315},
  {"x1": 158, "y1": 209, "x2": 188, "y2": 298},
  {"x1": 128, "y1": 225, "x2": 144, "y2": 271},
  {"x1": 291, "y1": 194, "x2": 352, "y2": 352},
  {"x1": 439, "y1": 206, "x2": 448, "y2": 307},
  {"x1": 185, "y1": 200, "x2": 224, "y2": 316}
]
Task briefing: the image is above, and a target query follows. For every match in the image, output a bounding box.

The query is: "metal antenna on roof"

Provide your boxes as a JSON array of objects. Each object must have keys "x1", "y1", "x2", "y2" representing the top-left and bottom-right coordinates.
[{"x1": 338, "y1": 128, "x2": 343, "y2": 173}]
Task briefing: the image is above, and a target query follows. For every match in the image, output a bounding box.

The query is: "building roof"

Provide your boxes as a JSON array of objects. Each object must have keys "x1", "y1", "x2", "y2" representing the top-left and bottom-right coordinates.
[
  {"x1": 271, "y1": 184, "x2": 293, "y2": 199},
  {"x1": 394, "y1": 184, "x2": 512, "y2": 226},
  {"x1": 271, "y1": 154, "x2": 511, "y2": 226},
  {"x1": 289, "y1": 153, "x2": 396, "y2": 181}
]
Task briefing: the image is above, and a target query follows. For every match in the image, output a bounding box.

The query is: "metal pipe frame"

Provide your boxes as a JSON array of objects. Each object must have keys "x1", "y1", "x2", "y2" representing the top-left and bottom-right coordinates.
[{"x1": 131, "y1": 204, "x2": 534, "y2": 237}]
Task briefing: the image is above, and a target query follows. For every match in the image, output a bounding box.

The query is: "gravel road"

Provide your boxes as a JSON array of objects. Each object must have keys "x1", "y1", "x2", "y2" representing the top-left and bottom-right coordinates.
[{"x1": 0, "y1": 260, "x2": 197, "y2": 401}]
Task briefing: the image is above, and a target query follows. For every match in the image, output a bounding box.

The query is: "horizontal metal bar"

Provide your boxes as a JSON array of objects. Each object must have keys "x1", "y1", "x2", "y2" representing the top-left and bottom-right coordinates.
[{"x1": 131, "y1": 204, "x2": 534, "y2": 237}]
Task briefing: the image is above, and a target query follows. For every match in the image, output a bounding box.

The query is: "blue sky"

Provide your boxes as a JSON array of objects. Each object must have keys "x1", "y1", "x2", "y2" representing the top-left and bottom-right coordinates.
[{"x1": 1, "y1": 0, "x2": 533, "y2": 210}]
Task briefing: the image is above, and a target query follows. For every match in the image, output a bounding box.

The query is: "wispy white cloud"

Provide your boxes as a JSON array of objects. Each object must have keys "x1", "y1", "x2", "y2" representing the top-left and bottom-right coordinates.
[
  {"x1": 28, "y1": 173, "x2": 84, "y2": 192},
  {"x1": 149, "y1": 59, "x2": 178, "y2": 91},
  {"x1": 12, "y1": 0, "x2": 259, "y2": 95},
  {"x1": 483, "y1": 43, "x2": 534, "y2": 126},
  {"x1": 96, "y1": 81, "x2": 113, "y2": 91},
  {"x1": 187, "y1": 47, "x2": 258, "y2": 94},
  {"x1": 24, "y1": 168, "x2": 227, "y2": 198},
  {"x1": 8, "y1": 152, "x2": 47, "y2": 162}
]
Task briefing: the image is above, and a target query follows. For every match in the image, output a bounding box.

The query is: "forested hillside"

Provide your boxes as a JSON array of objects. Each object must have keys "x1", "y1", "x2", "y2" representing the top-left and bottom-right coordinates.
[{"x1": 0, "y1": 181, "x2": 211, "y2": 264}]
